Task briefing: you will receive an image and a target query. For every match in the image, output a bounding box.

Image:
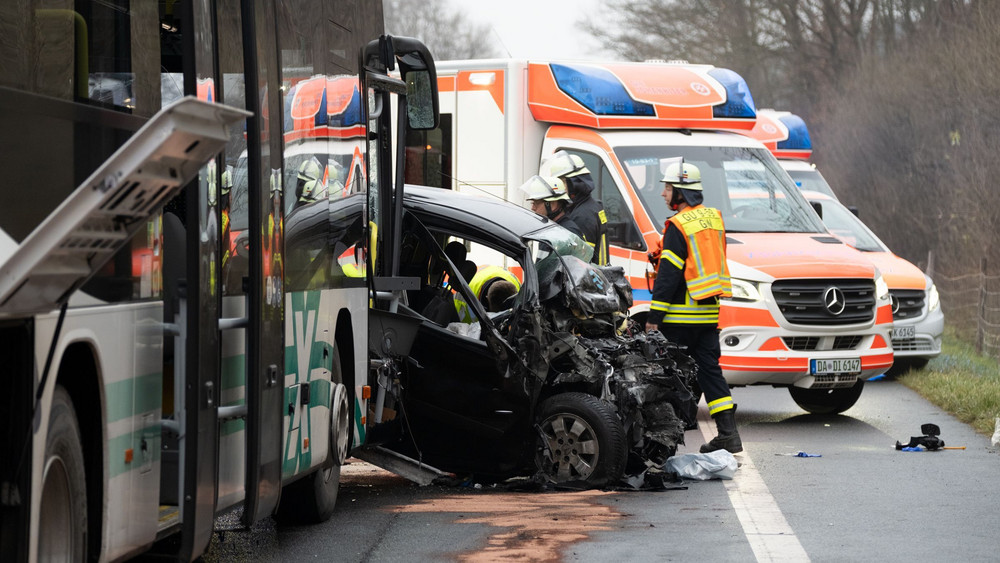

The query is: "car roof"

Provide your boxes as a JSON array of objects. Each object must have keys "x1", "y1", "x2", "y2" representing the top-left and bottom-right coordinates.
[{"x1": 403, "y1": 185, "x2": 556, "y2": 251}]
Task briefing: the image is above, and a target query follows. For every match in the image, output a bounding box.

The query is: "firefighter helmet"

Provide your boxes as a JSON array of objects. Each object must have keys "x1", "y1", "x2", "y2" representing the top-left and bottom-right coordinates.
[
  {"x1": 519, "y1": 175, "x2": 570, "y2": 202},
  {"x1": 543, "y1": 150, "x2": 590, "y2": 179}
]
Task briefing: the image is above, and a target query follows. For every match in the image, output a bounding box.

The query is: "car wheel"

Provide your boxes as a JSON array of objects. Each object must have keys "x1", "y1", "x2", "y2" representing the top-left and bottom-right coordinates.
[
  {"x1": 788, "y1": 379, "x2": 865, "y2": 415},
  {"x1": 39, "y1": 386, "x2": 88, "y2": 562},
  {"x1": 535, "y1": 392, "x2": 626, "y2": 487}
]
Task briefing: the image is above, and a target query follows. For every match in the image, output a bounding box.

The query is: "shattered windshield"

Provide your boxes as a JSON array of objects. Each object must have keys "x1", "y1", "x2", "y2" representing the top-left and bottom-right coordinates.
[
  {"x1": 616, "y1": 145, "x2": 827, "y2": 234},
  {"x1": 527, "y1": 225, "x2": 593, "y2": 282}
]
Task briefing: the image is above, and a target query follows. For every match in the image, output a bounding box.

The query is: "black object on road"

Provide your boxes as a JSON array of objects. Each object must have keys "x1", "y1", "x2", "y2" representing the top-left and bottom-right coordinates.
[{"x1": 895, "y1": 423, "x2": 945, "y2": 451}]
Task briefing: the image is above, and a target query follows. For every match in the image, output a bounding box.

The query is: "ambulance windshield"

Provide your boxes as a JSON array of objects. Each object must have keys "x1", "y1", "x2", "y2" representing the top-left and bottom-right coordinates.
[
  {"x1": 616, "y1": 146, "x2": 827, "y2": 234},
  {"x1": 786, "y1": 168, "x2": 839, "y2": 200}
]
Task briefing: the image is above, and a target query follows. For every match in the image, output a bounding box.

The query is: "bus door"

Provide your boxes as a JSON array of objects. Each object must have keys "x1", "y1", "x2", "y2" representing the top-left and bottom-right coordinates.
[{"x1": 240, "y1": 0, "x2": 286, "y2": 526}]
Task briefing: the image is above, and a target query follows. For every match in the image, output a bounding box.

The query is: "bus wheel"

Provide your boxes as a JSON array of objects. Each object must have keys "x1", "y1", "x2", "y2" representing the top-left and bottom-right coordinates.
[
  {"x1": 789, "y1": 379, "x2": 865, "y2": 415},
  {"x1": 535, "y1": 392, "x2": 626, "y2": 488},
  {"x1": 276, "y1": 370, "x2": 346, "y2": 524},
  {"x1": 39, "y1": 386, "x2": 87, "y2": 562}
]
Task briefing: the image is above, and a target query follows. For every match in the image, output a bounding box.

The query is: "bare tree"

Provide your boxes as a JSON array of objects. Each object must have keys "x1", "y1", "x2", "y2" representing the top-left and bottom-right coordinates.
[{"x1": 384, "y1": 0, "x2": 501, "y2": 60}]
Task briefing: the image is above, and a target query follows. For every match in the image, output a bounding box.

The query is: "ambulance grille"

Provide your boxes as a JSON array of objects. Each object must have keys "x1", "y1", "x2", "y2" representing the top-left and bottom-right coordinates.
[
  {"x1": 771, "y1": 279, "x2": 877, "y2": 325},
  {"x1": 889, "y1": 289, "x2": 925, "y2": 321}
]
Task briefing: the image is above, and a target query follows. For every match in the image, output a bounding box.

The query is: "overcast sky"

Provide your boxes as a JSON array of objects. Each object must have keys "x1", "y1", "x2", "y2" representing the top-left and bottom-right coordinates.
[{"x1": 449, "y1": 0, "x2": 614, "y2": 60}]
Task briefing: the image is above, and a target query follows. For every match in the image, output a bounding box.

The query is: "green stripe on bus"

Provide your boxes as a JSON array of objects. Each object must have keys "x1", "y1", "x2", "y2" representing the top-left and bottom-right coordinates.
[{"x1": 105, "y1": 374, "x2": 163, "y2": 423}]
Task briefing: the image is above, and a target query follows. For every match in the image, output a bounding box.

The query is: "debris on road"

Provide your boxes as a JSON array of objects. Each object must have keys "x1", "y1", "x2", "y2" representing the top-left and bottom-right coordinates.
[
  {"x1": 665, "y1": 450, "x2": 738, "y2": 480},
  {"x1": 775, "y1": 451, "x2": 822, "y2": 457},
  {"x1": 894, "y1": 423, "x2": 945, "y2": 450}
]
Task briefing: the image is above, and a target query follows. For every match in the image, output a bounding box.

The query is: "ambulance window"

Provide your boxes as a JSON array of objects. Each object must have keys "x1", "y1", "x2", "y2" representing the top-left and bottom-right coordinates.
[{"x1": 559, "y1": 149, "x2": 645, "y2": 251}]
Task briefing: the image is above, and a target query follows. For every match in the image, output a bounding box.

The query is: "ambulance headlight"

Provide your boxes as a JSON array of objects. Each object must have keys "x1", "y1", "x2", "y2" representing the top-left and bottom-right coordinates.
[
  {"x1": 729, "y1": 278, "x2": 762, "y2": 303},
  {"x1": 928, "y1": 283, "x2": 940, "y2": 312},
  {"x1": 875, "y1": 273, "x2": 889, "y2": 301}
]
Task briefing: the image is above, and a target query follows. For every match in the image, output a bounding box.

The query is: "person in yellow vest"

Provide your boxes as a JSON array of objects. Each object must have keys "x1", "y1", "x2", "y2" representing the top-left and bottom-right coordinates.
[
  {"x1": 454, "y1": 265, "x2": 521, "y2": 323},
  {"x1": 644, "y1": 159, "x2": 741, "y2": 454}
]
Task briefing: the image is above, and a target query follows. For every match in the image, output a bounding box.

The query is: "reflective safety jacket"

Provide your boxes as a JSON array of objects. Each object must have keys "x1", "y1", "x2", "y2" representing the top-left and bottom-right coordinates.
[
  {"x1": 455, "y1": 265, "x2": 522, "y2": 323},
  {"x1": 648, "y1": 205, "x2": 732, "y2": 326}
]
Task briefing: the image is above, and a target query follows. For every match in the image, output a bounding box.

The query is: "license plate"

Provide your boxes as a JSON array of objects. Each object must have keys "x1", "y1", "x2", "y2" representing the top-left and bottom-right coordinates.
[
  {"x1": 811, "y1": 357, "x2": 861, "y2": 375},
  {"x1": 892, "y1": 326, "x2": 915, "y2": 340}
]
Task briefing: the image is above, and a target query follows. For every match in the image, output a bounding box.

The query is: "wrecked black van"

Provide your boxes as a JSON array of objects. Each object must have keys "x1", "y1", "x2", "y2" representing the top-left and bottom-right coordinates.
[{"x1": 365, "y1": 185, "x2": 699, "y2": 487}]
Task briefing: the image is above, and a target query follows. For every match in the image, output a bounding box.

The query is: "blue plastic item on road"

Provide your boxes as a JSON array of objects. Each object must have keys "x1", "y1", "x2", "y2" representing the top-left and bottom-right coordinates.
[
  {"x1": 794, "y1": 451, "x2": 821, "y2": 457},
  {"x1": 900, "y1": 446, "x2": 924, "y2": 452}
]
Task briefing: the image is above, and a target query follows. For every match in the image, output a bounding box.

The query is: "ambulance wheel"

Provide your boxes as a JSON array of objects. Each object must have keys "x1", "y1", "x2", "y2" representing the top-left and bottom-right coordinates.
[
  {"x1": 39, "y1": 386, "x2": 88, "y2": 562},
  {"x1": 276, "y1": 360, "x2": 347, "y2": 524},
  {"x1": 535, "y1": 393, "x2": 626, "y2": 487},
  {"x1": 789, "y1": 379, "x2": 865, "y2": 415}
]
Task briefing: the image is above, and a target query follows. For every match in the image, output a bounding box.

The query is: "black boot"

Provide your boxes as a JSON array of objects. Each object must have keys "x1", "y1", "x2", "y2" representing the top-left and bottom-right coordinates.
[{"x1": 700, "y1": 407, "x2": 743, "y2": 454}]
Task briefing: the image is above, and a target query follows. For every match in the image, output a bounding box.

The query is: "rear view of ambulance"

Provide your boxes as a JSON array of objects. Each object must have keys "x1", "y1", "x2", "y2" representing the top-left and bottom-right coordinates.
[
  {"x1": 748, "y1": 110, "x2": 943, "y2": 371},
  {"x1": 406, "y1": 59, "x2": 895, "y2": 414}
]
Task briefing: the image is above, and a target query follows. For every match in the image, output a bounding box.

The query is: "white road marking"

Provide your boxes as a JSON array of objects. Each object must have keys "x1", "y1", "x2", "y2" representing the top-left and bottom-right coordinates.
[{"x1": 698, "y1": 408, "x2": 811, "y2": 562}]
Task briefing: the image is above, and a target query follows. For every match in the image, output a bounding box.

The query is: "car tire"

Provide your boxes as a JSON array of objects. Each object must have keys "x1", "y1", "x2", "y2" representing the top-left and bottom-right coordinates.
[
  {"x1": 276, "y1": 356, "x2": 346, "y2": 524},
  {"x1": 788, "y1": 379, "x2": 865, "y2": 415},
  {"x1": 535, "y1": 392, "x2": 626, "y2": 487},
  {"x1": 39, "y1": 386, "x2": 88, "y2": 562}
]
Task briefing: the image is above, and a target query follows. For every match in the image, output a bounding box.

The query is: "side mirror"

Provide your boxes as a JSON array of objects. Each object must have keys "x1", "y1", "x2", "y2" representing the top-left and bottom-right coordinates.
[
  {"x1": 810, "y1": 201, "x2": 823, "y2": 220},
  {"x1": 362, "y1": 35, "x2": 440, "y2": 130}
]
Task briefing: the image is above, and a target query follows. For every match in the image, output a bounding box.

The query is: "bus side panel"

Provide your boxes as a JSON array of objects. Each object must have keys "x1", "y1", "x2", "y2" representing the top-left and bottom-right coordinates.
[{"x1": 31, "y1": 304, "x2": 164, "y2": 562}]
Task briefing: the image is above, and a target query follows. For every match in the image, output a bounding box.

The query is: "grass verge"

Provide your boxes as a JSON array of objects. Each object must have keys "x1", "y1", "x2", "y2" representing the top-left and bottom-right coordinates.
[{"x1": 897, "y1": 326, "x2": 1000, "y2": 436}]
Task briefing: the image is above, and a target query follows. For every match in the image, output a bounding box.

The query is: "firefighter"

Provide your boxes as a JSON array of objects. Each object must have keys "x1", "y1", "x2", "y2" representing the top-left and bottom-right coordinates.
[
  {"x1": 294, "y1": 156, "x2": 325, "y2": 207},
  {"x1": 644, "y1": 159, "x2": 742, "y2": 454},
  {"x1": 544, "y1": 151, "x2": 610, "y2": 265},
  {"x1": 519, "y1": 175, "x2": 583, "y2": 238}
]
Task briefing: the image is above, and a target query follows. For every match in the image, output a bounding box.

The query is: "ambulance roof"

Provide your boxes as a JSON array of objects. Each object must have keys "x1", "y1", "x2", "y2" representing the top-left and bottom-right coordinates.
[
  {"x1": 746, "y1": 109, "x2": 813, "y2": 160},
  {"x1": 526, "y1": 61, "x2": 757, "y2": 131}
]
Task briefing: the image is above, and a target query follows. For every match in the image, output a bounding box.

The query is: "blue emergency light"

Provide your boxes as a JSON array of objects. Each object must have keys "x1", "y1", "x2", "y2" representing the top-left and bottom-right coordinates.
[
  {"x1": 707, "y1": 68, "x2": 756, "y2": 119},
  {"x1": 776, "y1": 113, "x2": 812, "y2": 150},
  {"x1": 550, "y1": 63, "x2": 656, "y2": 117}
]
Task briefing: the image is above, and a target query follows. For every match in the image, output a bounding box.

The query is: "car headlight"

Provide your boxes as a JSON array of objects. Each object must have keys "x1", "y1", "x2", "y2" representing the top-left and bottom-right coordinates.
[
  {"x1": 729, "y1": 278, "x2": 762, "y2": 302},
  {"x1": 874, "y1": 273, "x2": 889, "y2": 301},
  {"x1": 928, "y1": 283, "x2": 940, "y2": 311}
]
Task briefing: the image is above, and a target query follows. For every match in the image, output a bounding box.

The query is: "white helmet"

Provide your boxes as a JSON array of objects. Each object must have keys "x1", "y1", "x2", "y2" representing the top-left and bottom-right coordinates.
[
  {"x1": 519, "y1": 175, "x2": 570, "y2": 202},
  {"x1": 543, "y1": 150, "x2": 590, "y2": 179},
  {"x1": 660, "y1": 158, "x2": 703, "y2": 191}
]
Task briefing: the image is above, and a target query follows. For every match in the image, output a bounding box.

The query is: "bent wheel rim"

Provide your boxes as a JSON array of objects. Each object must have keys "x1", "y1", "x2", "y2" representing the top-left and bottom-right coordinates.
[{"x1": 539, "y1": 413, "x2": 600, "y2": 482}]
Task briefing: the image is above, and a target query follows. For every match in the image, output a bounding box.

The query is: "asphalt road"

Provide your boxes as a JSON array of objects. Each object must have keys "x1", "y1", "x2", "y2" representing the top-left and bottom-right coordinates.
[{"x1": 201, "y1": 379, "x2": 999, "y2": 562}]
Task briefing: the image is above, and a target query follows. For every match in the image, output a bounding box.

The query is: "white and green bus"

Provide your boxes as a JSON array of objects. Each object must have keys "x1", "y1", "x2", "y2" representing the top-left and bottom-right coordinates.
[{"x1": 0, "y1": 1, "x2": 438, "y2": 560}]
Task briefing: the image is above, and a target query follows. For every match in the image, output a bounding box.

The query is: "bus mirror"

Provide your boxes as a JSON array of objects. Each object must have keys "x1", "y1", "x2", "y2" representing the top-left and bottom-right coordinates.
[
  {"x1": 390, "y1": 36, "x2": 440, "y2": 130},
  {"x1": 403, "y1": 69, "x2": 436, "y2": 130}
]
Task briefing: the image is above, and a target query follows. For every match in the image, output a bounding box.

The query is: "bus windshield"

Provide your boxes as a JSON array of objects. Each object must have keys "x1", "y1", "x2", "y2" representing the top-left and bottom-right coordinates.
[{"x1": 615, "y1": 145, "x2": 827, "y2": 234}]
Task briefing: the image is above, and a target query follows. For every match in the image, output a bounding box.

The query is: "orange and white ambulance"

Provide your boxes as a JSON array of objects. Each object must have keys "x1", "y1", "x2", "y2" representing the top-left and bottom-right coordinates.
[
  {"x1": 747, "y1": 110, "x2": 943, "y2": 371},
  {"x1": 403, "y1": 59, "x2": 895, "y2": 413}
]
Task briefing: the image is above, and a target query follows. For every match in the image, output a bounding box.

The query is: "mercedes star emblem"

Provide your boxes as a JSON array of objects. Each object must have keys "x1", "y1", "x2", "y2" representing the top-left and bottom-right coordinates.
[
  {"x1": 823, "y1": 286, "x2": 846, "y2": 315},
  {"x1": 890, "y1": 293, "x2": 901, "y2": 315}
]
